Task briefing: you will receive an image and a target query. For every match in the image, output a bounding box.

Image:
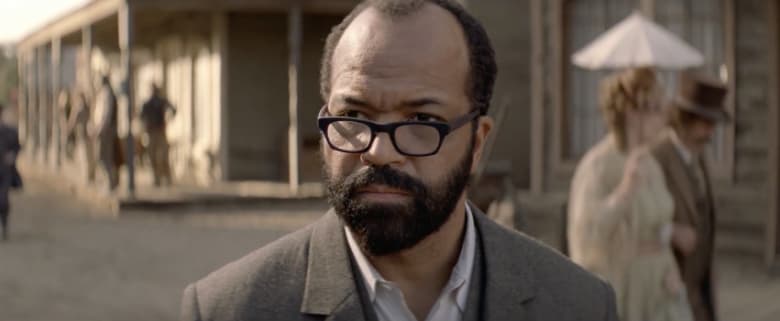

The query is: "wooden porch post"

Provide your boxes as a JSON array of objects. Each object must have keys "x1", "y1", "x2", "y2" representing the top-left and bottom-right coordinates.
[
  {"x1": 212, "y1": 12, "x2": 229, "y2": 181},
  {"x1": 119, "y1": 3, "x2": 136, "y2": 197},
  {"x1": 767, "y1": 0, "x2": 780, "y2": 272},
  {"x1": 28, "y1": 50, "x2": 39, "y2": 157},
  {"x1": 530, "y1": 0, "x2": 545, "y2": 195},
  {"x1": 51, "y1": 37, "x2": 62, "y2": 167},
  {"x1": 17, "y1": 52, "x2": 27, "y2": 145},
  {"x1": 82, "y1": 25, "x2": 93, "y2": 95},
  {"x1": 640, "y1": 0, "x2": 655, "y2": 19},
  {"x1": 287, "y1": 4, "x2": 302, "y2": 194},
  {"x1": 37, "y1": 45, "x2": 49, "y2": 163}
]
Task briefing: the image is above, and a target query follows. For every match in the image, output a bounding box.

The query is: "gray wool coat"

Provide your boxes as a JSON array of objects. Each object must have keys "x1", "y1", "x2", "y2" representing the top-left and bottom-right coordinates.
[{"x1": 180, "y1": 204, "x2": 618, "y2": 321}]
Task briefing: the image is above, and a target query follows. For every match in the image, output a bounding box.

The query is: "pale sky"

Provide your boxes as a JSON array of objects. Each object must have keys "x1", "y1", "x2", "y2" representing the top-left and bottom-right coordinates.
[{"x1": 0, "y1": 0, "x2": 91, "y2": 44}]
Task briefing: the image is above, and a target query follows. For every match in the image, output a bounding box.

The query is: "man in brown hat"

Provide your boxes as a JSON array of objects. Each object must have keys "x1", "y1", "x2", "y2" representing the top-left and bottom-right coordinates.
[{"x1": 650, "y1": 72, "x2": 729, "y2": 321}]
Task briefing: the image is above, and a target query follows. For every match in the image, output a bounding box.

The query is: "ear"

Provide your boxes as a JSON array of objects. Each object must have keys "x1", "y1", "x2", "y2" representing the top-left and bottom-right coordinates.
[{"x1": 470, "y1": 116, "x2": 494, "y2": 174}]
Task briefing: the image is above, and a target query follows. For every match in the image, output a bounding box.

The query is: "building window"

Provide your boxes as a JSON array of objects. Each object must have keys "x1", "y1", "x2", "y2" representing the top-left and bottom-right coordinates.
[
  {"x1": 563, "y1": 0, "x2": 638, "y2": 159},
  {"x1": 655, "y1": 0, "x2": 729, "y2": 166}
]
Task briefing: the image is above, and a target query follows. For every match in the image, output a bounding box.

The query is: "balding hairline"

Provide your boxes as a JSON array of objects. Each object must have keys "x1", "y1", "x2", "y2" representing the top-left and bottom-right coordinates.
[{"x1": 367, "y1": 0, "x2": 427, "y2": 18}]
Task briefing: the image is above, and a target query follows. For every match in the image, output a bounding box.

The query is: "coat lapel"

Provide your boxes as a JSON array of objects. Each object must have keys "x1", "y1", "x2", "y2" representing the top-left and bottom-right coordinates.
[
  {"x1": 655, "y1": 138, "x2": 700, "y2": 225},
  {"x1": 300, "y1": 211, "x2": 368, "y2": 321},
  {"x1": 470, "y1": 203, "x2": 537, "y2": 321},
  {"x1": 301, "y1": 205, "x2": 540, "y2": 321}
]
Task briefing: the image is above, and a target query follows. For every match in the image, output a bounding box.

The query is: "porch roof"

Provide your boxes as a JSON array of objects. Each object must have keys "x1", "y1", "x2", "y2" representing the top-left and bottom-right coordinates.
[{"x1": 17, "y1": 0, "x2": 359, "y2": 53}]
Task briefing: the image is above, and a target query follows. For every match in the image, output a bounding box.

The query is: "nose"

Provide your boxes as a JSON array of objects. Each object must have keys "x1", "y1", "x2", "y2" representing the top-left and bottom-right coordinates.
[{"x1": 360, "y1": 132, "x2": 405, "y2": 166}]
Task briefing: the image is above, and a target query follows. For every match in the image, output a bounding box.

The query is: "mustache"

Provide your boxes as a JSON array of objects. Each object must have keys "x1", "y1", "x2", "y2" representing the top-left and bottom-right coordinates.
[{"x1": 341, "y1": 165, "x2": 427, "y2": 198}]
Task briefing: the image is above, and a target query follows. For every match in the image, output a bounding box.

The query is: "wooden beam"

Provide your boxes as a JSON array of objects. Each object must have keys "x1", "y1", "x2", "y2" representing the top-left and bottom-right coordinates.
[
  {"x1": 550, "y1": 0, "x2": 570, "y2": 179},
  {"x1": 17, "y1": 0, "x2": 122, "y2": 53},
  {"x1": 767, "y1": 0, "x2": 780, "y2": 270},
  {"x1": 81, "y1": 26, "x2": 94, "y2": 95},
  {"x1": 27, "y1": 52, "x2": 39, "y2": 155},
  {"x1": 288, "y1": 4, "x2": 303, "y2": 194},
  {"x1": 530, "y1": 0, "x2": 545, "y2": 195},
  {"x1": 51, "y1": 38, "x2": 62, "y2": 167},
  {"x1": 212, "y1": 12, "x2": 230, "y2": 181},
  {"x1": 130, "y1": 0, "x2": 358, "y2": 14},
  {"x1": 17, "y1": 53, "x2": 27, "y2": 145},
  {"x1": 37, "y1": 46, "x2": 49, "y2": 163},
  {"x1": 119, "y1": 3, "x2": 137, "y2": 197},
  {"x1": 720, "y1": 0, "x2": 737, "y2": 183},
  {"x1": 640, "y1": 0, "x2": 655, "y2": 19}
]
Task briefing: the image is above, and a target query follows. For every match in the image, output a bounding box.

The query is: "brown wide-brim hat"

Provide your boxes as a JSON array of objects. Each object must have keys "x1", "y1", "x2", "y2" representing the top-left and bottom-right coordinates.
[{"x1": 671, "y1": 71, "x2": 731, "y2": 123}]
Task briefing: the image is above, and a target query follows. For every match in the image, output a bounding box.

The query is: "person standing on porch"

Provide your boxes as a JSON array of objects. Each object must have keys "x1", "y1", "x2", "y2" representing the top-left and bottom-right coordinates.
[
  {"x1": 650, "y1": 72, "x2": 729, "y2": 321},
  {"x1": 90, "y1": 74, "x2": 119, "y2": 192},
  {"x1": 140, "y1": 84, "x2": 175, "y2": 187},
  {"x1": 68, "y1": 90, "x2": 96, "y2": 182},
  {"x1": 568, "y1": 67, "x2": 694, "y2": 321},
  {"x1": 57, "y1": 89, "x2": 75, "y2": 159}
]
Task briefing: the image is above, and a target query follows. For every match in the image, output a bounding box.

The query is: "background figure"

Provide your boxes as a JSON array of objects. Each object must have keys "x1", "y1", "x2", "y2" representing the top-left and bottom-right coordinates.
[
  {"x1": 57, "y1": 89, "x2": 75, "y2": 159},
  {"x1": 90, "y1": 75, "x2": 119, "y2": 192},
  {"x1": 568, "y1": 67, "x2": 693, "y2": 321},
  {"x1": 140, "y1": 84, "x2": 175, "y2": 187},
  {"x1": 650, "y1": 72, "x2": 730, "y2": 321},
  {"x1": 69, "y1": 90, "x2": 96, "y2": 182},
  {"x1": 0, "y1": 104, "x2": 20, "y2": 240}
]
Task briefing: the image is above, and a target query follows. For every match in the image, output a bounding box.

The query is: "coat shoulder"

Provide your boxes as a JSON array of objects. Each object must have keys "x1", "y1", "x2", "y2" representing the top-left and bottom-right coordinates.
[
  {"x1": 185, "y1": 222, "x2": 317, "y2": 320},
  {"x1": 513, "y1": 228, "x2": 611, "y2": 292},
  {"x1": 479, "y1": 216, "x2": 617, "y2": 319},
  {"x1": 519, "y1": 231, "x2": 617, "y2": 318}
]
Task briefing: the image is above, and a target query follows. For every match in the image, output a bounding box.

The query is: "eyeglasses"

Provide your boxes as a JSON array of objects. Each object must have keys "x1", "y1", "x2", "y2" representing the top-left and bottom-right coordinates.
[{"x1": 318, "y1": 107, "x2": 480, "y2": 157}]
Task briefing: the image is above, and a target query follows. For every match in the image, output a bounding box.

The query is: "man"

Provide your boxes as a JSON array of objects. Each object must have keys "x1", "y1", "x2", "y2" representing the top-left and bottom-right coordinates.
[
  {"x1": 180, "y1": 1, "x2": 618, "y2": 320},
  {"x1": 56, "y1": 89, "x2": 75, "y2": 159},
  {"x1": 0, "y1": 104, "x2": 20, "y2": 240},
  {"x1": 650, "y1": 72, "x2": 729, "y2": 321},
  {"x1": 68, "y1": 90, "x2": 96, "y2": 182},
  {"x1": 140, "y1": 84, "x2": 175, "y2": 186},
  {"x1": 90, "y1": 75, "x2": 119, "y2": 192}
]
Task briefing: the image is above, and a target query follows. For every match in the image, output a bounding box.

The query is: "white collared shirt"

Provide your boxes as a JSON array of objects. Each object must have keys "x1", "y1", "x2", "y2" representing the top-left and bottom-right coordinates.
[
  {"x1": 344, "y1": 204, "x2": 476, "y2": 321},
  {"x1": 669, "y1": 129, "x2": 694, "y2": 165}
]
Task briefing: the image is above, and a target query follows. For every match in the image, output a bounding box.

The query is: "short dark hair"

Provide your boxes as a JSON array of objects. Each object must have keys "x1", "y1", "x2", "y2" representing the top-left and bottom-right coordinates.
[{"x1": 320, "y1": 0, "x2": 497, "y2": 115}]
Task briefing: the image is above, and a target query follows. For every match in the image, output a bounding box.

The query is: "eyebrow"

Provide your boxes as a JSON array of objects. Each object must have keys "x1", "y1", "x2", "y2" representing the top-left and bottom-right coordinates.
[
  {"x1": 339, "y1": 96, "x2": 370, "y2": 107},
  {"x1": 334, "y1": 96, "x2": 443, "y2": 109},
  {"x1": 401, "y1": 98, "x2": 442, "y2": 108}
]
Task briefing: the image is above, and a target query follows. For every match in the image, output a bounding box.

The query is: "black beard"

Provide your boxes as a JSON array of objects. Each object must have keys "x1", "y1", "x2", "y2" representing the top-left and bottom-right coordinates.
[{"x1": 325, "y1": 148, "x2": 473, "y2": 257}]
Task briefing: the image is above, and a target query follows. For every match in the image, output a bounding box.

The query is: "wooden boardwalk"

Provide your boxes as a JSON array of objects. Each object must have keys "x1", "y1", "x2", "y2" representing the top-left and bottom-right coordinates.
[{"x1": 718, "y1": 254, "x2": 780, "y2": 321}]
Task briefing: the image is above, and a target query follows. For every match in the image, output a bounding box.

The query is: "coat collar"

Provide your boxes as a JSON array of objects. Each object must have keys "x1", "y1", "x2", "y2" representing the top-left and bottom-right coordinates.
[
  {"x1": 470, "y1": 202, "x2": 537, "y2": 319},
  {"x1": 300, "y1": 204, "x2": 538, "y2": 321},
  {"x1": 655, "y1": 135, "x2": 700, "y2": 224},
  {"x1": 300, "y1": 209, "x2": 367, "y2": 320}
]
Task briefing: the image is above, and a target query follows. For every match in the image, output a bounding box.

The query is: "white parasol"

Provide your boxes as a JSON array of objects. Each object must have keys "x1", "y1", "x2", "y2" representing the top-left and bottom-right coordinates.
[{"x1": 572, "y1": 11, "x2": 704, "y2": 70}]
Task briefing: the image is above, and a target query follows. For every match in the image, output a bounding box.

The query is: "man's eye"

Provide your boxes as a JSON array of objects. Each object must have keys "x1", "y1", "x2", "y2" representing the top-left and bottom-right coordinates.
[
  {"x1": 337, "y1": 110, "x2": 366, "y2": 119},
  {"x1": 411, "y1": 113, "x2": 442, "y2": 122}
]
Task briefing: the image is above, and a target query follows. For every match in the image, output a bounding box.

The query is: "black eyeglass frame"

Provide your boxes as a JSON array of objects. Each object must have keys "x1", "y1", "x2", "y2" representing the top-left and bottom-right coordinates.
[{"x1": 317, "y1": 107, "x2": 481, "y2": 157}]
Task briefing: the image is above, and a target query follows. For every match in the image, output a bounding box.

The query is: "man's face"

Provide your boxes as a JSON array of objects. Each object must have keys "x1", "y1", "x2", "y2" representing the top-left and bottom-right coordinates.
[
  {"x1": 681, "y1": 118, "x2": 717, "y2": 154},
  {"x1": 322, "y1": 4, "x2": 492, "y2": 256}
]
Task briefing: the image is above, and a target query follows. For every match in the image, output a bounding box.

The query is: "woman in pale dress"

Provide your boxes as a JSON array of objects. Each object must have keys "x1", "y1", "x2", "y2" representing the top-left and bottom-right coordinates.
[{"x1": 568, "y1": 67, "x2": 694, "y2": 321}]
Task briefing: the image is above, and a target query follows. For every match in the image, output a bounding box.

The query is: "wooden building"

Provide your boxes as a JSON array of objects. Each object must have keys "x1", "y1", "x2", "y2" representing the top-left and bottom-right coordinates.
[
  {"x1": 16, "y1": 0, "x2": 779, "y2": 269},
  {"x1": 516, "y1": 0, "x2": 780, "y2": 271}
]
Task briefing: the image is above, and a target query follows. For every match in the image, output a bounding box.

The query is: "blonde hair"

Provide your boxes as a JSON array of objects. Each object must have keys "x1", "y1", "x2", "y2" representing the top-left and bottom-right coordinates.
[{"x1": 599, "y1": 67, "x2": 658, "y2": 151}]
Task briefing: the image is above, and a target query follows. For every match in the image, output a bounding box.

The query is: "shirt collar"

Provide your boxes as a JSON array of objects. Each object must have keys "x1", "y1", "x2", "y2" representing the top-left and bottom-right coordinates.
[
  {"x1": 669, "y1": 129, "x2": 694, "y2": 164},
  {"x1": 344, "y1": 203, "x2": 477, "y2": 311}
]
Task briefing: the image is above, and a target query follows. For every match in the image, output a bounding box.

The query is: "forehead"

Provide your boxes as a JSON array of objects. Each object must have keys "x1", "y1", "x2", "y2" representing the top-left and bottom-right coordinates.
[{"x1": 329, "y1": 4, "x2": 470, "y2": 105}]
